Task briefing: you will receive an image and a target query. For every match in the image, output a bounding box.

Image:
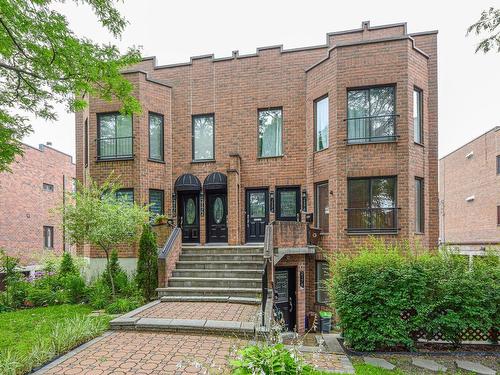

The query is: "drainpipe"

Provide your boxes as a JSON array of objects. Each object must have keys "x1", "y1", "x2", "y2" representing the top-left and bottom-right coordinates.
[{"x1": 63, "y1": 174, "x2": 66, "y2": 252}]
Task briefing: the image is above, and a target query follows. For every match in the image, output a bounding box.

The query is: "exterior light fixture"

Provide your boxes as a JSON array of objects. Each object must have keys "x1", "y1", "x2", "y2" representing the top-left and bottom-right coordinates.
[
  {"x1": 269, "y1": 191, "x2": 275, "y2": 213},
  {"x1": 200, "y1": 191, "x2": 205, "y2": 217},
  {"x1": 302, "y1": 190, "x2": 307, "y2": 212},
  {"x1": 172, "y1": 192, "x2": 176, "y2": 216}
]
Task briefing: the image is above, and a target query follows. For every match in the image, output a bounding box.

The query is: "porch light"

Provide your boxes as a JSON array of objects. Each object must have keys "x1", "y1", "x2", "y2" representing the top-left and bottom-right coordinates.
[
  {"x1": 172, "y1": 192, "x2": 176, "y2": 216},
  {"x1": 200, "y1": 191, "x2": 205, "y2": 216},
  {"x1": 269, "y1": 191, "x2": 275, "y2": 213},
  {"x1": 302, "y1": 190, "x2": 307, "y2": 212}
]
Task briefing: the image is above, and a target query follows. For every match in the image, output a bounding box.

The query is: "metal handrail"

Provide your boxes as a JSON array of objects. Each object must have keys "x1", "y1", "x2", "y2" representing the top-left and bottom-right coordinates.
[
  {"x1": 261, "y1": 223, "x2": 274, "y2": 328},
  {"x1": 96, "y1": 136, "x2": 134, "y2": 159},
  {"x1": 158, "y1": 225, "x2": 181, "y2": 259}
]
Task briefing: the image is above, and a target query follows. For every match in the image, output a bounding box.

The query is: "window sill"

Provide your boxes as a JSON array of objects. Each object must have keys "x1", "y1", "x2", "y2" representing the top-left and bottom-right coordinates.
[
  {"x1": 314, "y1": 147, "x2": 329, "y2": 155},
  {"x1": 414, "y1": 142, "x2": 424, "y2": 147},
  {"x1": 315, "y1": 301, "x2": 330, "y2": 306},
  {"x1": 414, "y1": 231, "x2": 425, "y2": 235},
  {"x1": 191, "y1": 159, "x2": 216, "y2": 164},
  {"x1": 148, "y1": 158, "x2": 165, "y2": 164},
  {"x1": 257, "y1": 155, "x2": 284, "y2": 160},
  {"x1": 96, "y1": 156, "x2": 134, "y2": 162},
  {"x1": 346, "y1": 139, "x2": 398, "y2": 146},
  {"x1": 346, "y1": 230, "x2": 399, "y2": 236}
]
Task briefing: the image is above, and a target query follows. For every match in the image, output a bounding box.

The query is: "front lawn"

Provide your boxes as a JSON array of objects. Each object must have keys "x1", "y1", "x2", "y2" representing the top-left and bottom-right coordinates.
[{"x1": 0, "y1": 304, "x2": 111, "y2": 374}]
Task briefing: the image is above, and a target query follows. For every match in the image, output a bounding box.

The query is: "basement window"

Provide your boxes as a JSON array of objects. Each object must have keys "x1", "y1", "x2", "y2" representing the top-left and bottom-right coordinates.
[{"x1": 43, "y1": 183, "x2": 54, "y2": 192}]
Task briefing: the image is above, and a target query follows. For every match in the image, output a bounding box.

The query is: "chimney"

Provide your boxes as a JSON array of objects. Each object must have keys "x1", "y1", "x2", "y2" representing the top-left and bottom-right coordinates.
[{"x1": 46, "y1": 141, "x2": 52, "y2": 147}]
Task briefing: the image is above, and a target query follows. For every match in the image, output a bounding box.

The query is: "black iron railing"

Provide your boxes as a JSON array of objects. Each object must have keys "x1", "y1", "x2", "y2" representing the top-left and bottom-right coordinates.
[
  {"x1": 346, "y1": 207, "x2": 398, "y2": 233},
  {"x1": 261, "y1": 259, "x2": 269, "y2": 327},
  {"x1": 345, "y1": 114, "x2": 399, "y2": 144},
  {"x1": 97, "y1": 136, "x2": 133, "y2": 160}
]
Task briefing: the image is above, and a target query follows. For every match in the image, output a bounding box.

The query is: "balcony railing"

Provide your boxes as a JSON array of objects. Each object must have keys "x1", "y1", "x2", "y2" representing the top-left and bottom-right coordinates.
[
  {"x1": 345, "y1": 114, "x2": 399, "y2": 144},
  {"x1": 346, "y1": 207, "x2": 398, "y2": 233},
  {"x1": 97, "y1": 136, "x2": 133, "y2": 160}
]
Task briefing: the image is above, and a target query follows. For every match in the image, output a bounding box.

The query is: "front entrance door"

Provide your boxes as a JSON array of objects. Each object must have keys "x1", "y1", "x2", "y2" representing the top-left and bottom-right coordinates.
[
  {"x1": 274, "y1": 267, "x2": 296, "y2": 331},
  {"x1": 207, "y1": 193, "x2": 227, "y2": 243},
  {"x1": 179, "y1": 193, "x2": 199, "y2": 243},
  {"x1": 276, "y1": 186, "x2": 301, "y2": 221},
  {"x1": 246, "y1": 189, "x2": 268, "y2": 243}
]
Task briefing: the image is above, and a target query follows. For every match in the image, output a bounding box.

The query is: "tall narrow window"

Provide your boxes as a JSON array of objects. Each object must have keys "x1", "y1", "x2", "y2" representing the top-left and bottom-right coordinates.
[
  {"x1": 43, "y1": 183, "x2": 54, "y2": 192},
  {"x1": 497, "y1": 206, "x2": 500, "y2": 225},
  {"x1": 258, "y1": 108, "x2": 283, "y2": 157},
  {"x1": 192, "y1": 114, "x2": 214, "y2": 161},
  {"x1": 97, "y1": 113, "x2": 133, "y2": 159},
  {"x1": 43, "y1": 226, "x2": 54, "y2": 249},
  {"x1": 116, "y1": 189, "x2": 134, "y2": 205},
  {"x1": 316, "y1": 261, "x2": 329, "y2": 304},
  {"x1": 413, "y1": 88, "x2": 423, "y2": 144},
  {"x1": 84, "y1": 118, "x2": 89, "y2": 167},
  {"x1": 497, "y1": 155, "x2": 500, "y2": 175},
  {"x1": 347, "y1": 177, "x2": 397, "y2": 232},
  {"x1": 314, "y1": 95, "x2": 329, "y2": 151},
  {"x1": 149, "y1": 189, "x2": 164, "y2": 216},
  {"x1": 149, "y1": 113, "x2": 164, "y2": 161},
  {"x1": 415, "y1": 178, "x2": 424, "y2": 233},
  {"x1": 276, "y1": 187, "x2": 300, "y2": 221},
  {"x1": 315, "y1": 182, "x2": 329, "y2": 233},
  {"x1": 347, "y1": 86, "x2": 396, "y2": 143}
]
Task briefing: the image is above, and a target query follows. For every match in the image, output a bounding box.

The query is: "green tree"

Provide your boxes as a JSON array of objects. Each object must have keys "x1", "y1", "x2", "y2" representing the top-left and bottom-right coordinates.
[
  {"x1": 0, "y1": 0, "x2": 142, "y2": 172},
  {"x1": 468, "y1": 7, "x2": 500, "y2": 53},
  {"x1": 61, "y1": 178, "x2": 149, "y2": 297},
  {"x1": 136, "y1": 225, "x2": 158, "y2": 300},
  {"x1": 59, "y1": 252, "x2": 78, "y2": 276}
]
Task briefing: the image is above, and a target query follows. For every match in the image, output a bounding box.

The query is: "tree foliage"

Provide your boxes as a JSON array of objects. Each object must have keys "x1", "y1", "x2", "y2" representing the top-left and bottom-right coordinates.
[
  {"x1": 136, "y1": 225, "x2": 158, "y2": 300},
  {"x1": 61, "y1": 178, "x2": 149, "y2": 297},
  {"x1": 468, "y1": 7, "x2": 500, "y2": 53},
  {"x1": 0, "y1": 0, "x2": 142, "y2": 171}
]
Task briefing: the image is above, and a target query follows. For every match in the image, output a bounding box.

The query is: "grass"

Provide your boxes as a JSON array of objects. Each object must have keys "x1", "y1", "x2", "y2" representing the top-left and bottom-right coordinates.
[
  {"x1": 0, "y1": 304, "x2": 111, "y2": 374},
  {"x1": 352, "y1": 361, "x2": 405, "y2": 374}
]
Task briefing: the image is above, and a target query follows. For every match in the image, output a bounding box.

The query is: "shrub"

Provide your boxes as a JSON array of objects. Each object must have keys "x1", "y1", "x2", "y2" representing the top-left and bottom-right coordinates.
[
  {"x1": 58, "y1": 252, "x2": 78, "y2": 276},
  {"x1": 329, "y1": 239, "x2": 500, "y2": 350},
  {"x1": 105, "y1": 297, "x2": 141, "y2": 314},
  {"x1": 26, "y1": 286, "x2": 68, "y2": 307},
  {"x1": 59, "y1": 274, "x2": 87, "y2": 304},
  {"x1": 0, "y1": 250, "x2": 28, "y2": 308},
  {"x1": 87, "y1": 279, "x2": 112, "y2": 310},
  {"x1": 136, "y1": 224, "x2": 158, "y2": 300},
  {"x1": 231, "y1": 343, "x2": 320, "y2": 375}
]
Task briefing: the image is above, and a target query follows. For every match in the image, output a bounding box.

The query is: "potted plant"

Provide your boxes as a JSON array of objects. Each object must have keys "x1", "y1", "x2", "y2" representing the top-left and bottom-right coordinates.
[{"x1": 153, "y1": 214, "x2": 169, "y2": 225}]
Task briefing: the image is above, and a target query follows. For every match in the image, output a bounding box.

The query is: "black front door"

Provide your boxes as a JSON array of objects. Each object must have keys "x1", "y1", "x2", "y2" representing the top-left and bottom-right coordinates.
[
  {"x1": 274, "y1": 267, "x2": 296, "y2": 331},
  {"x1": 179, "y1": 193, "x2": 199, "y2": 243},
  {"x1": 276, "y1": 186, "x2": 301, "y2": 221},
  {"x1": 207, "y1": 192, "x2": 227, "y2": 243},
  {"x1": 246, "y1": 189, "x2": 268, "y2": 243}
]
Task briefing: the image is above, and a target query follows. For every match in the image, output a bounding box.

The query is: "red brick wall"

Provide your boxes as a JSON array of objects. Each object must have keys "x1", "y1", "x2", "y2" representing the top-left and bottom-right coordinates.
[
  {"x1": 0, "y1": 144, "x2": 75, "y2": 265},
  {"x1": 439, "y1": 127, "x2": 500, "y2": 244}
]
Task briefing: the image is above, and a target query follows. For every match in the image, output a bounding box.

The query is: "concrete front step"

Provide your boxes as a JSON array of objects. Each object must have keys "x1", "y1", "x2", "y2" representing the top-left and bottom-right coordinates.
[
  {"x1": 176, "y1": 261, "x2": 263, "y2": 270},
  {"x1": 159, "y1": 296, "x2": 261, "y2": 305},
  {"x1": 182, "y1": 247, "x2": 264, "y2": 255},
  {"x1": 172, "y1": 269, "x2": 264, "y2": 279},
  {"x1": 157, "y1": 286, "x2": 261, "y2": 298},
  {"x1": 179, "y1": 253, "x2": 264, "y2": 262},
  {"x1": 168, "y1": 277, "x2": 262, "y2": 288}
]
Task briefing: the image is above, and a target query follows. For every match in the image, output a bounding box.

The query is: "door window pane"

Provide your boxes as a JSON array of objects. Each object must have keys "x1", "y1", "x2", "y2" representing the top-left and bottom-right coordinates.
[
  {"x1": 314, "y1": 96, "x2": 329, "y2": 151},
  {"x1": 347, "y1": 177, "x2": 397, "y2": 232},
  {"x1": 277, "y1": 189, "x2": 298, "y2": 220},
  {"x1": 193, "y1": 115, "x2": 214, "y2": 161},
  {"x1": 413, "y1": 89, "x2": 423, "y2": 144},
  {"x1": 316, "y1": 261, "x2": 329, "y2": 304},
  {"x1": 98, "y1": 113, "x2": 133, "y2": 159},
  {"x1": 213, "y1": 197, "x2": 224, "y2": 224},
  {"x1": 315, "y1": 182, "x2": 329, "y2": 233},
  {"x1": 347, "y1": 86, "x2": 395, "y2": 143},
  {"x1": 186, "y1": 198, "x2": 196, "y2": 224},
  {"x1": 250, "y1": 192, "x2": 266, "y2": 218},
  {"x1": 149, "y1": 113, "x2": 164, "y2": 161},
  {"x1": 149, "y1": 189, "x2": 164, "y2": 216},
  {"x1": 258, "y1": 108, "x2": 283, "y2": 157}
]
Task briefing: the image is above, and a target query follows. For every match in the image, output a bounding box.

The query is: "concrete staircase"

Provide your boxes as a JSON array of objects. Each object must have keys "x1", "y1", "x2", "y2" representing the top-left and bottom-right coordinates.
[{"x1": 157, "y1": 245, "x2": 264, "y2": 304}]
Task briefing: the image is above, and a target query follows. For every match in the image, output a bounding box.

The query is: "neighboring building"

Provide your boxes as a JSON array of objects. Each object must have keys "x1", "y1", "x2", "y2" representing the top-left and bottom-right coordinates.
[
  {"x1": 76, "y1": 21, "x2": 438, "y2": 332},
  {"x1": 0, "y1": 143, "x2": 76, "y2": 267},
  {"x1": 439, "y1": 127, "x2": 500, "y2": 251}
]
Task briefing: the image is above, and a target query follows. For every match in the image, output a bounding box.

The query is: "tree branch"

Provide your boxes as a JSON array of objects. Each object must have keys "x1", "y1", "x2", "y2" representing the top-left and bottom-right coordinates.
[{"x1": 0, "y1": 17, "x2": 31, "y2": 60}]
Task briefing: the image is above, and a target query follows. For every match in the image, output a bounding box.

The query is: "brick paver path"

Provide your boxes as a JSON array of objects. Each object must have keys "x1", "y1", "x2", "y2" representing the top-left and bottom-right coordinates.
[
  {"x1": 135, "y1": 302, "x2": 259, "y2": 323},
  {"x1": 43, "y1": 331, "x2": 246, "y2": 374}
]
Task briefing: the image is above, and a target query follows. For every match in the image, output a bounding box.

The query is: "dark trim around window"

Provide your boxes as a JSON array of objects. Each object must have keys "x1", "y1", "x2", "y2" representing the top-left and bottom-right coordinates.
[
  {"x1": 497, "y1": 205, "x2": 500, "y2": 226},
  {"x1": 96, "y1": 112, "x2": 134, "y2": 160},
  {"x1": 315, "y1": 260, "x2": 330, "y2": 305},
  {"x1": 413, "y1": 87, "x2": 423, "y2": 145},
  {"x1": 275, "y1": 186, "x2": 301, "y2": 222},
  {"x1": 496, "y1": 155, "x2": 500, "y2": 175},
  {"x1": 415, "y1": 177, "x2": 424, "y2": 234},
  {"x1": 191, "y1": 113, "x2": 215, "y2": 162},
  {"x1": 315, "y1": 181, "x2": 330, "y2": 233},
  {"x1": 84, "y1": 118, "x2": 89, "y2": 167},
  {"x1": 347, "y1": 176, "x2": 398, "y2": 234},
  {"x1": 148, "y1": 112, "x2": 164, "y2": 162},
  {"x1": 257, "y1": 107, "x2": 284, "y2": 158},
  {"x1": 314, "y1": 94, "x2": 329, "y2": 152},
  {"x1": 43, "y1": 226, "x2": 54, "y2": 249},
  {"x1": 149, "y1": 189, "x2": 165, "y2": 216}
]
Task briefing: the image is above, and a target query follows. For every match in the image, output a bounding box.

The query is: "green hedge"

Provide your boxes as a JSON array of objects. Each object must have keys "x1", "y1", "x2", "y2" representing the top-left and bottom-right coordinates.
[{"x1": 328, "y1": 240, "x2": 499, "y2": 351}]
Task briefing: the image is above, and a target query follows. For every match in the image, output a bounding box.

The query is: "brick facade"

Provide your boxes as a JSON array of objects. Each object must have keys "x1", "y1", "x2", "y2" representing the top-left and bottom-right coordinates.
[
  {"x1": 0, "y1": 144, "x2": 75, "y2": 266},
  {"x1": 439, "y1": 127, "x2": 500, "y2": 248},
  {"x1": 76, "y1": 22, "x2": 438, "y2": 330}
]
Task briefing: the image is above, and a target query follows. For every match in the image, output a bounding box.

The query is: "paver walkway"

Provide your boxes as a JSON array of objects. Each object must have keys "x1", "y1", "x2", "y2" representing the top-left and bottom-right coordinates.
[
  {"x1": 136, "y1": 301, "x2": 259, "y2": 323},
  {"x1": 36, "y1": 331, "x2": 352, "y2": 374}
]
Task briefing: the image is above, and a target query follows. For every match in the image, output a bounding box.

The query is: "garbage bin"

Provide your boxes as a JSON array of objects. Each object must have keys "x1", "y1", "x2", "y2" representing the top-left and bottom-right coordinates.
[
  {"x1": 308, "y1": 227, "x2": 321, "y2": 245},
  {"x1": 319, "y1": 311, "x2": 332, "y2": 333}
]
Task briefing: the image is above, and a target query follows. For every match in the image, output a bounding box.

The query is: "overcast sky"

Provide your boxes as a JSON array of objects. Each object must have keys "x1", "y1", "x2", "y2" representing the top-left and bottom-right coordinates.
[{"x1": 23, "y1": 0, "x2": 500, "y2": 159}]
